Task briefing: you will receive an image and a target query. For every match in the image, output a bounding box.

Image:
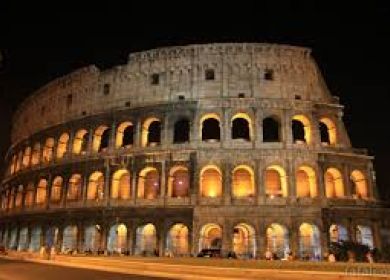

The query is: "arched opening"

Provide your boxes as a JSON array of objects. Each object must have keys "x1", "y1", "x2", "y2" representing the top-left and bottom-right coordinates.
[
  {"x1": 356, "y1": 225, "x2": 374, "y2": 249},
  {"x1": 10, "y1": 155, "x2": 17, "y2": 174},
  {"x1": 84, "y1": 225, "x2": 102, "y2": 253},
  {"x1": 142, "y1": 118, "x2": 161, "y2": 147},
  {"x1": 24, "y1": 183, "x2": 34, "y2": 207},
  {"x1": 107, "y1": 224, "x2": 127, "y2": 254},
  {"x1": 263, "y1": 117, "x2": 280, "y2": 142},
  {"x1": 67, "y1": 174, "x2": 82, "y2": 201},
  {"x1": 265, "y1": 165, "x2": 288, "y2": 198},
  {"x1": 137, "y1": 167, "x2": 159, "y2": 199},
  {"x1": 31, "y1": 143, "x2": 41, "y2": 165},
  {"x1": 22, "y1": 147, "x2": 31, "y2": 168},
  {"x1": 166, "y1": 224, "x2": 189, "y2": 257},
  {"x1": 292, "y1": 115, "x2": 311, "y2": 144},
  {"x1": 199, "y1": 223, "x2": 222, "y2": 251},
  {"x1": 29, "y1": 227, "x2": 42, "y2": 252},
  {"x1": 231, "y1": 113, "x2": 252, "y2": 141},
  {"x1": 93, "y1": 125, "x2": 110, "y2": 152},
  {"x1": 18, "y1": 227, "x2": 28, "y2": 251},
  {"x1": 8, "y1": 228, "x2": 17, "y2": 249},
  {"x1": 57, "y1": 133, "x2": 69, "y2": 159},
  {"x1": 319, "y1": 118, "x2": 337, "y2": 145},
  {"x1": 42, "y1": 138, "x2": 55, "y2": 162},
  {"x1": 14, "y1": 185, "x2": 23, "y2": 208},
  {"x1": 168, "y1": 166, "x2": 189, "y2": 198},
  {"x1": 233, "y1": 223, "x2": 256, "y2": 258},
  {"x1": 115, "y1": 122, "x2": 134, "y2": 148},
  {"x1": 87, "y1": 171, "x2": 104, "y2": 200},
  {"x1": 296, "y1": 166, "x2": 317, "y2": 198},
  {"x1": 201, "y1": 114, "x2": 220, "y2": 142},
  {"x1": 266, "y1": 224, "x2": 290, "y2": 259},
  {"x1": 135, "y1": 223, "x2": 157, "y2": 256},
  {"x1": 351, "y1": 170, "x2": 368, "y2": 199},
  {"x1": 62, "y1": 225, "x2": 78, "y2": 253},
  {"x1": 111, "y1": 169, "x2": 131, "y2": 199},
  {"x1": 325, "y1": 168, "x2": 344, "y2": 198},
  {"x1": 200, "y1": 165, "x2": 222, "y2": 198},
  {"x1": 299, "y1": 223, "x2": 321, "y2": 260},
  {"x1": 73, "y1": 129, "x2": 89, "y2": 154},
  {"x1": 232, "y1": 165, "x2": 255, "y2": 198},
  {"x1": 173, "y1": 118, "x2": 190, "y2": 143},
  {"x1": 329, "y1": 224, "x2": 348, "y2": 243},
  {"x1": 15, "y1": 151, "x2": 23, "y2": 172},
  {"x1": 36, "y1": 179, "x2": 47, "y2": 205},
  {"x1": 45, "y1": 227, "x2": 58, "y2": 249},
  {"x1": 51, "y1": 176, "x2": 63, "y2": 202}
]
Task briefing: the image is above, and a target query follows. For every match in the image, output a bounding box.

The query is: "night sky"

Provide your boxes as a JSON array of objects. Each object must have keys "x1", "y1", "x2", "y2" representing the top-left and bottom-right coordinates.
[{"x1": 1, "y1": 2, "x2": 390, "y2": 199}]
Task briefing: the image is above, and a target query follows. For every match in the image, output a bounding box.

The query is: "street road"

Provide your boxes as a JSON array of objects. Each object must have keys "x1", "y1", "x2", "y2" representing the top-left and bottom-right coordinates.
[{"x1": 0, "y1": 258, "x2": 172, "y2": 280}]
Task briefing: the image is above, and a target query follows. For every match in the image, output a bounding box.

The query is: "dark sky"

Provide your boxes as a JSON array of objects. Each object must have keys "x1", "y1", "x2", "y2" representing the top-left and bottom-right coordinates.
[{"x1": 1, "y1": 2, "x2": 390, "y2": 199}]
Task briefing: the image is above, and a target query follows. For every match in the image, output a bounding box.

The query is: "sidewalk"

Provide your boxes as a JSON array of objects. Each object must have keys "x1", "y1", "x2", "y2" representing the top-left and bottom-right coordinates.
[{"x1": 2, "y1": 254, "x2": 389, "y2": 280}]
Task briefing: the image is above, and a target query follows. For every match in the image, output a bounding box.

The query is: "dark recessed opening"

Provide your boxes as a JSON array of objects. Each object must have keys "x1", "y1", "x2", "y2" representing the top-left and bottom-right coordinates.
[
  {"x1": 232, "y1": 118, "x2": 250, "y2": 141},
  {"x1": 238, "y1": 93, "x2": 245, "y2": 98},
  {"x1": 205, "y1": 69, "x2": 215, "y2": 81},
  {"x1": 319, "y1": 122, "x2": 330, "y2": 144},
  {"x1": 125, "y1": 101, "x2": 131, "y2": 107},
  {"x1": 67, "y1": 94, "x2": 73, "y2": 108},
  {"x1": 123, "y1": 125, "x2": 134, "y2": 146},
  {"x1": 202, "y1": 118, "x2": 220, "y2": 141},
  {"x1": 82, "y1": 111, "x2": 86, "y2": 116},
  {"x1": 178, "y1": 95, "x2": 185, "y2": 101},
  {"x1": 148, "y1": 121, "x2": 161, "y2": 145},
  {"x1": 264, "y1": 69, "x2": 274, "y2": 80},
  {"x1": 292, "y1": 120, "x2": 306, "y2": 143},
  {"x1": 263, "y1": 117, "x2": 280, "y2": 142},
  {"x1": 151, "y1": 73, "x2": 160, "y2": 85},
  {"x1": 103, "y1": 83, "x2": 110, "y2": 95},
  {"x1": 174, "y1": 118, "x2": 190, "y2": 143},
  {"x1": 99, "y1": 129, "x2": 111, "y2": 152},
  {"x1": 295, "y1": 95, "x2": 302, "y2": 100}
]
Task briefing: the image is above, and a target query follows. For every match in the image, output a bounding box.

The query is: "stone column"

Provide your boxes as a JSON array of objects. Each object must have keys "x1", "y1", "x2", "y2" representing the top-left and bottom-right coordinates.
[
  {"x1": 87, "y1": 128, "x2": 94, "y2": 154},
  {"x1": 160, "y1": 161, "x2": 166, "y2": 198},
  {"x1": 223, "y1": 162, "x2": 232, "y2": 205},
  {"x1": 373, "y1": 221, "x2": 382, "y2": 249},
  {"x1": 77, "y1": 222, "x2": 85, "y2": 253},
  {"x1": 157, "y1": 222, "x2": 166, "y2": 257},
  {"x1": 110, "y1": 122, "x2": 116, "y2": 152},
  {"x1": 221, "y1": 220, "x2": 232, "y2": 257},
  {"x1": 287, "y1": 159, "x2": 296, "y2": 198},
  {"x1": 257, "y1": 159, "x2": 265, "y2": 204},
  {"x1": 257, "y1": 222, "x2": 266, "y2": 259},
  {"x1": 343, "y1": 164, "x2": 352, "y2": 197},
  {"x1": 126, "y1": 222, "x2": 133, "y2": 255},
  {"x1": 290, "y1": 223, "x2": 299, "y2": 259}
]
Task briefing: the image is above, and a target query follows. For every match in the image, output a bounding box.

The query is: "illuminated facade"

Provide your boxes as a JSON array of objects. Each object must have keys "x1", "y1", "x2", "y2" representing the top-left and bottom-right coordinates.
[{"x1": 1, "y1": 43, "x2": 390, "y2": 259}]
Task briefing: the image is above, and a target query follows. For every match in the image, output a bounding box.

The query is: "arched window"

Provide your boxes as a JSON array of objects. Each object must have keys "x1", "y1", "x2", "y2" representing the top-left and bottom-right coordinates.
[
  {"x1": 31, "y1": 143, "x2": 41, "y2": 165},
  {"x1": 263, "y1": 117, "x2": 280, "y2": 142},
  {"x1": 73, "y1": 129, "x2": 89, "y2": 154},
  {"x1": 232, "y1": 165, "x2": 254, "y2": 198},
  {"x1": 299, "y1": 223, "x2": 321, "y2": 259},
  {"x1": 14, "y1": 185, "x2": 23, "y2": 208},
  {"x1": 22, "y1": 147, "x2": 31, "y2": 168},
  {"x1": 115, "y1": 122, "x2": 134, "y2": 148},
  {"x1": 201, "y1": 114, "x2": 220, "y2": 142},
  {"x1": 67, "y1": 174, "x2": 82, "y2": 201},
  {"x1": 61, "y1": 225, "x2": 78, "y2": 253},
  {"x1": 87, "y1": 171, "x2": 104, "y2": 200},
  {"x1": 319, "y1": 118, "x2": 337, "y2": 145},
  {"x1": 10, "y1": 155, "x2": 17, "y2": 174},
  {"x1": 15, "y1": 151, "x2": 23, "y2": 172},
  {"x1": 266, "y1": 223, "x2": 289, "y2": 259},
  {"x1": 265, "y1": 165, "x2": 288, "y2": 197},
  {"x1": 233, "y1": 223, "x2": 256, "y2": 258},
  {"x1": 93, "y1": 125, "x2": 110, "y2": 152},
  {"x1": 137, "y1": 167, "x2": 159, "y2": 199},
  {"x1": 356, "y1": 225, "x2": 374, "y2": 249},
  {"x1": 134, "y1": 223, "x2": 157, "y2": 256},
  {"x1": 173, "y1": 118, "x2": 190, "y2": 143},
  {"x1": 36, "y1": 179, "x2": 47, "y2": 204},
  {"x1": 168, "y1": 166, "x2": 189, "y2": 198},
  {"x1": 42, "y1": 138, "x2": 55, "y2": 162},
  {"x1": 24, "y1": 183, "x2": 34, "y2": 207},
  {"x1": 231, "y1": 113, "x2": 252, "y2": 141},
  {"x1": 142, "y1": 118, "x2": 161, "y2": 147},
  {"x1": 57, "y1": 133, "x2": 69, "y2": 158},
  {"x1": 166, "y1": 224, "x2": 189, "y2": 257},
  {"x1": 200, "y1": 165, "x2": 222, "y2": 197},
  {"x1": 329, "y1": 224, "x2": 348, "y2": 243},
  {"x1": 292, "y1": 115, "x2": 311, "y2": 144},
  {"x1": 325, "y1": 168, "x2": 344, "y2": 198},
  {"x1": 199, "y1": 223, "x2": 222, "y2": 251},
  {"x1": 84, "y1": 224, "x2": 102, "y2": 252},
  {"x1": 51, "y1": 176, "x2": 63, "y2": 202},
  {"x1": 296, "y1": 166, "x2": 317, "y2": 198},
  {"x1": 350, "y1": 170, "x2": 368, "y2": 199},
  {"x1": 111, "y1": 169, "x2": 131, "y2": 199},
  {"x1": 107, "y1": 224, "x2": 127, "y2": 254}
]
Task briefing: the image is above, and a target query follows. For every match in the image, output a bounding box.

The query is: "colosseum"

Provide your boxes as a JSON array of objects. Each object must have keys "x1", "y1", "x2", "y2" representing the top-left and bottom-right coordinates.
[{"x1": 1, "y1": 43, "x2": 390, "y2": 260}]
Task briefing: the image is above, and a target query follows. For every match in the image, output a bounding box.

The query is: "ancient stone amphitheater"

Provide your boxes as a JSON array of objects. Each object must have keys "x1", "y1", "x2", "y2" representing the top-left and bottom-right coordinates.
[{"x1": 1, "y1": 43, "x2": 389, "y2": 260}]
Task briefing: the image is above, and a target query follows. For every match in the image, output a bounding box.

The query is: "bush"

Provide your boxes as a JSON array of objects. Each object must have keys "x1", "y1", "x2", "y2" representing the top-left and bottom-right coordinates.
[{"x1": 329, "y1": 241, "x2": 370, "y2": 262}]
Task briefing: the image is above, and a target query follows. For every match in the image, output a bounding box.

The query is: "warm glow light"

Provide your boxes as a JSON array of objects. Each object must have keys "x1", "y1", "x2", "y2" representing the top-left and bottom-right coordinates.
[{"x1": 292, "y1": 115, "x2": 311, "y2": 144}]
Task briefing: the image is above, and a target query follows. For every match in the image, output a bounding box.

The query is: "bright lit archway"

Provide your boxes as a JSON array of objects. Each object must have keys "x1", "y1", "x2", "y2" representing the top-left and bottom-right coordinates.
[
  {"x1": 351, "y1": 170, "x2": 368, "y2": 199},
  {"x1": 233, "y1": 223, "x2": 256, "y2": 258},
  {"x1": 111, "y1": 169, "x2": 131, "y2": 199},
  {"x1": 200, "y1": 165, "x2": 222, "y2": 198},
  {"x1": 296, "y1": 166, "x2": 317, "y2": 198},
  {"x1": 135, "y1": 223, "x2": 157, "y2": 256},
  {"x1": 137, "y1": 167, "x2": 159, "y2": 199},
  {"x1": 298, "y1": 223, "x2": 321, "y2": 259},
  {"x1": 265, "y1": 165, "x2": 288, "y2": 198},
  {"x1": 325, "y1": 168, "x2": 344, "y2": 198},
  {"x1": 87, "y1": 171, "x2": 104, "y2": 200},
  {"x1": 266, "y1": 223, "x2": 290, "y2": 259},
  {"x1": 232, "y1": 165, "x2": 255, "y2": 198},
  {"x1": 167, "y1": 166, "x2": 189, "y2": 198},
  {"x1": 319, "y1": 118, "x2": 337, "y2": 145},
  {"x1": 199, "y1": 223, "x2": 222, "y2": 251},
  {"x1": 166, "y1": 223, "x2": 189, "y2": 256},
  {"x1": 292, "y1": 115, "x2": 311, "y2": 144}
]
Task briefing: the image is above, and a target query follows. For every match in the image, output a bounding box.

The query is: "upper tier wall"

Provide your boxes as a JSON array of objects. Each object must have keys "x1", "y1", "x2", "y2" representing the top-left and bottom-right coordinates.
[{"x1": 11, "y1": 43, "x2": 334, "y2": 144}]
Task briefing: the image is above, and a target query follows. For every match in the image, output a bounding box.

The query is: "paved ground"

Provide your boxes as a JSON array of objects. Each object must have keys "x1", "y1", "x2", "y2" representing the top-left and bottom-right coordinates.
[{"x1": 0, "y1": 258, "x2": 172, "y2": 280}]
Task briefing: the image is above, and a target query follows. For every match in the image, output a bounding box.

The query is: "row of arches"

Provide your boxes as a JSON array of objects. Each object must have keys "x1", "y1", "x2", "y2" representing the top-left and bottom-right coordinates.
[
  {"x1": 0, "y1": 222, "x2": 374, "y2": 259},
  {"x1": 1, "y1": 164, "x2": 370, "y2": 210},
  {"x1": 9, "y1": 114, "x2": 338, "y2": 175}
]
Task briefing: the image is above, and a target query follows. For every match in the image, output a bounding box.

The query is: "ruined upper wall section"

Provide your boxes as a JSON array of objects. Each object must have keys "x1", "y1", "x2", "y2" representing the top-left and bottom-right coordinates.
[{"x1": 11, "y1": 43, "x2": 336, "y2": 144}]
